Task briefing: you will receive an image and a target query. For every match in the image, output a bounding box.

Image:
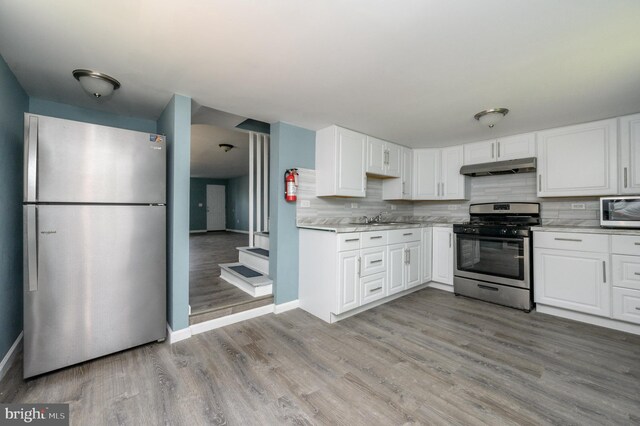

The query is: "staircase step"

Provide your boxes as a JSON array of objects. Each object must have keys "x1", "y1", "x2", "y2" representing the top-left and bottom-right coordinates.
[
  {"x1": 220, "y1": 262, "x2": 272, "y2": 297},
  {"x1": 254, "y1": 232, "x2": 269, "y2": 250},
  {"x1": 237, "y1": 247, "x2": 269, "y2": 274}
]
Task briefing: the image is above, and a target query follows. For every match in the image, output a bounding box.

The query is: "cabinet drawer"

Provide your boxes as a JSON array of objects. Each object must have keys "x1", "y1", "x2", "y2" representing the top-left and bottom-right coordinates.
[
  {"x1": 361, "y1": 231, "x2": 388, "y2": 248},
  {"x1": 388, "y1": 228, "x2": 420, "y2": 244},
  {"x1": 338, "y1": 233, "x2": 361, "y2": 251},
  {"x1": 611, "y1": 235, "x2": 640, "y2": 256},
  {"x1": 360, "y1": 247, "x2": 386, "y2": 277},
  {"x1": 612, "y1": 287, "x2": 640, "y2": 325},
  {"x1": 533, "y1": 232, "x2": 609, "y2": 253},
  {"x1": 612, "y1": 255, "x2": 640, "y2": 291},
  {"x1": 361, "y1": 272, "x2": 386, "y2": 305}
]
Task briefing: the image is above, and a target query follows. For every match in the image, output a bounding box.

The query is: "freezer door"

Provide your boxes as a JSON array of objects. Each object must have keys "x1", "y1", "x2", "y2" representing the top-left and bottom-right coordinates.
[
  {"x1": 24, "y1": 205, "x2": 166, "y2": 378},
  {"x1": 24, "y1": 114, "x2": 166, "y2": 204}
]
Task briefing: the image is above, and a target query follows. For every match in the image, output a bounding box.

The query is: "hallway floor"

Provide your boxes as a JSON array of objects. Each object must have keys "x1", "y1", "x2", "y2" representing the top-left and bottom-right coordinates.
[{"x1": 189, "y1": 231, "x2": 272, "y2": 322}]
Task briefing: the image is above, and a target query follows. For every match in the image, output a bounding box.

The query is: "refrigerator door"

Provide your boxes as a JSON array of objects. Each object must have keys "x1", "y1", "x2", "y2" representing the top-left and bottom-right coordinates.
[
  {"x1": 24, "y1": 114, "x2": 166, "y2": 204},
  {"x1": 24, "y1": 204, "x2": 166, "y2": 378}
]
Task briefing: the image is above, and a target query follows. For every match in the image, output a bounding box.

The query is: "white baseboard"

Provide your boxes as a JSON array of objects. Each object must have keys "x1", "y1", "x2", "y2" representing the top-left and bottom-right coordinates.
[
  {"x1": 190, "y1": 304, "x2": 275, "y2": 336},
  {"x1": 167, "y1": 323, "x2": 192, "y2": 344},
  {"x1": 536, "y1": 304, "x2": 640, "y2": 336},
  {"x1": 189, "y1": 230, "x2": 207, "y2": 234},
  {"x1": 0, "y1": 332, "x2": 23, "y2": 383},
  {"x1": 226, "y1": 229, "x2": 249, "y2": 234},
  {"x1": 428, "y1": 282, "x2": 454, "y2": 292},
  {"x1": 274, "y1": 300, "x2": 299, "y2": 314}
]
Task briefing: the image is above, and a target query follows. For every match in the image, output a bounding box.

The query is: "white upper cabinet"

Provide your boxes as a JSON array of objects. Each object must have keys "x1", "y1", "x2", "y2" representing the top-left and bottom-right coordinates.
[
  {"x1": 366, "y1": 136, "x2": 401, "y2": 178},
  {"x1": 620, "y1": 113, "x2": 640, "y2": 194},
  {"x1": 316, "y1": 126, "x2": 367, "y2": 197},
  {"x1": 413, "y1": 146, "x2": 468, "y2": 200},
  {"x1": 536, "y1": 119, "x2": 618, "y2": 197},
  {"x1": 463, "y1": 133, "x2": 536, "y2": 166},
  {"x1": 382, "y1": 147, "x2": 412, "y2": 200}
]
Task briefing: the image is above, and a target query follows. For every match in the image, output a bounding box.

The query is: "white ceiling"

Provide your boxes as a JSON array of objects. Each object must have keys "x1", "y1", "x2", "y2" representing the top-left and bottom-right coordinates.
[
  {"x1": 1, "y1": 1, "x2": 639, "y2": 147},
  {"x1": 190, "y1": 124, "x2": 249, "y2": 179}
]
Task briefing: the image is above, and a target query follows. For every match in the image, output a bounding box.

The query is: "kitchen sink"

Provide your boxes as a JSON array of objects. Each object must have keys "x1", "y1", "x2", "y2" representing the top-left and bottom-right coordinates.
[{"x1": 348, "y1": 221, "x2": 419, "y2": 226}]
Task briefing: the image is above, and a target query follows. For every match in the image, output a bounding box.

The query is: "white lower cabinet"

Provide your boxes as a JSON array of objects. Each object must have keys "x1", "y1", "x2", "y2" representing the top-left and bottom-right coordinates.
[
  {"x1": 432, "y1": 226, "x2": 453, "y2": 285},
  {"x1": 534, "y1": 248, "x2": 610, "y2": 317},
  {"x1": 300, "y1": 227, "x2": 430, "y2": 323},
  {"x1": 611, "y1": 235, "x2": 640, "y2": 325},
  {"x1": 422, "y1": 227, "x2": 433, "y2": 283}
]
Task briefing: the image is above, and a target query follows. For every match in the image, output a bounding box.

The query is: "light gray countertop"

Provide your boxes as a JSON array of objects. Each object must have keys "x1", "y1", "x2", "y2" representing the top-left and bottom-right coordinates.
[
  {"x1": 298, "y1": 222, "x2": 456, "y2": 233},
  {"x1": 531, "y1": 225, "x2": 640, "y2": 236}
]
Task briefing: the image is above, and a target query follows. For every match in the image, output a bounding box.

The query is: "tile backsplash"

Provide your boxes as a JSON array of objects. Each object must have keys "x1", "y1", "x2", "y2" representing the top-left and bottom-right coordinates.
[{"x1": 296, "y1": 169, "x2": 601, "y2": 226}]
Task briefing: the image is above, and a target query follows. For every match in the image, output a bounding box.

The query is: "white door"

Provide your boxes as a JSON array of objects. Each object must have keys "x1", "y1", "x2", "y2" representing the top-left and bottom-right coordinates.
[
  {"x1": 441, "y1": 146, "x2": 466, "y2": 200},
  {"x1": 386, "y1": 142, "x2": 402, "y2": 178},
  {"x1": 422, "y1": 228, "x2": 433, "y2": 282},
  {"x1": 497, "y1": 133, "x2": 536, "y2": 161},
  {"x1": 206, "y1": 185, "x2": 226, "y2": 231},
  {"x1": 366, "y1": 136, "x2": 386, "y2": 176},
  {"x1": 336, "y1": 127, "x2": 367, "y2": 197},
  {"x1": 620, "y1": 113, "x2": 640, "y2": 194},
  {"x1": 463, "y1": 139, "x2": 495, "y2": 165},
  {"x1": 413, "y1": 149, "x2": 439, "y2": 199},
  {"x1": 406, "y1": 241, "x2": 422, "y2": 288},
  {"x1": 338, "y1": 250, "x2": 360, "y2": 313},
  {"x1": 534, "y1": 248, "x2": 610, "y2": 317},
  {"x1": 432, "y1": 227, "x2": 453, "y2": 285},
  {"x1": 387, "y1": 243, "x2": 406, "y2": 295}
]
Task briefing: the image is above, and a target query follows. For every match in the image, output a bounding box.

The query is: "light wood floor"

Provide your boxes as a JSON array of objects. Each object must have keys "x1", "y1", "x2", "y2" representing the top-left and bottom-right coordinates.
[
  {"x1": 2, "y1": 288, "x2": 639, "y2": 425},
  {"x1": 189, "y1": 231, "x2": 273, "y2": 319}
]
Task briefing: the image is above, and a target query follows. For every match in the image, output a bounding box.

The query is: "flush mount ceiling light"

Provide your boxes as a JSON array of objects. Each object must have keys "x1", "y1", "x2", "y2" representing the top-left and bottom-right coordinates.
[
  {"x1": 474, "y1": 108, "x2": 509, "y2": 128},
  {"x1": 72, "y1": 69, "x2": 121, "y2": 98},
  {"x1": 219, "y1": 143, "x2": 234, "y2": 152}
]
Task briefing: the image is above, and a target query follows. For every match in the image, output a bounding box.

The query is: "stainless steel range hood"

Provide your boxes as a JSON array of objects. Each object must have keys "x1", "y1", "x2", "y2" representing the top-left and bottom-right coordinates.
[{"x1": 459, "y1": 157, "x2": 537, "y2": 177}]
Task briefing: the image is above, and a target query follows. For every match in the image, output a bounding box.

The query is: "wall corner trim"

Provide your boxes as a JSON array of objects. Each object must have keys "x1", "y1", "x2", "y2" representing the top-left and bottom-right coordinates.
[
  {"x1": 274, "y1": 300, "x2": 300, "y2": 314},
  {"x1": 167, "y1": 323, "x2": 192, "y2": 344},
  {"x1": 0, "y1": 332, "x2": 23, "y2": 383}
]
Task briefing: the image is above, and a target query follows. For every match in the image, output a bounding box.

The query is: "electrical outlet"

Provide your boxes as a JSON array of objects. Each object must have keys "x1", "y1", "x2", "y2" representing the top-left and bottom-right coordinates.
[
  {"x1": 390, "y1": 205, "x2": 397, "y2": 211},
  {"x1": 571, "y1": 203, "x2": 586, "y2": 210},
  {"x1": 301, "y1": 200, "x2": 311, "y2": 208},
  {"x1": 351, "y1": 203, "x2": 358, "y2": 209},
  {"x1": 448, "y1": 205, "x2": 457, "y2": 210}
]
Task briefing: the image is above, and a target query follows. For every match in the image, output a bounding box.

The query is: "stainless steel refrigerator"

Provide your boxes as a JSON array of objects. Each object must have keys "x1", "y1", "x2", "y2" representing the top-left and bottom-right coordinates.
[{"x1": 23, "y1": 113, "x2": 167, "y2": 378}]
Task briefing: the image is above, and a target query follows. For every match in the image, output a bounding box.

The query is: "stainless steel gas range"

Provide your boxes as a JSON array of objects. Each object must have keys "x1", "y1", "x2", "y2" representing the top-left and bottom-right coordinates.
[{"x1": 453, "y1": 202, "x2": 540, "y2": 312}]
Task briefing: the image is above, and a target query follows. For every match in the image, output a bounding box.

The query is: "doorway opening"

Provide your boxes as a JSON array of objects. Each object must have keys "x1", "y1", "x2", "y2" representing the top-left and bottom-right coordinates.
[{"x1": 188, "y1": 104, "x2": 272, "y2": 324}]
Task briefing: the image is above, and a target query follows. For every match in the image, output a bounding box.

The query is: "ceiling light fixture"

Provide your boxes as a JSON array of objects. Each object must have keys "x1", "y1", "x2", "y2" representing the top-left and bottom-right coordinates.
[
  {"x1": 219, "y1": 143, "x2": 234, "y2": 152},
  {"x1": 474, "y1": 108, "x2": 509, "y2": 128},
  {"x1": 72, "y1": 69, "x2": 121, "y2": 98}
]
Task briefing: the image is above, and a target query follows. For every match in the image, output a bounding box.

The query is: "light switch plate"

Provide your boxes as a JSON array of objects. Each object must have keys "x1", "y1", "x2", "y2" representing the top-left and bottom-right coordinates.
[
  {"x1": 300, "y1": 200, "x2": 311, "y2": 208},
  {"x1": 351, "y1": 203, "x2": 358, "y2": 209},
  {"x1": 390, "y1": 205, "x2": 397, "y2": 210}
]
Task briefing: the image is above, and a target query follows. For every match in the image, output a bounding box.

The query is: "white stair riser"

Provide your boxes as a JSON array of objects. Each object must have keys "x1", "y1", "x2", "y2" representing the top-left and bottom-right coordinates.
[
  {"x1": 255, "y1": 234, "x2": 269, "y2": 250},
  {"x1": 220, "y1": 270, "x2": 272, "y2": 297},
  {"x1": 238, "y1": 252, "x2": 269, "y2": 274}
]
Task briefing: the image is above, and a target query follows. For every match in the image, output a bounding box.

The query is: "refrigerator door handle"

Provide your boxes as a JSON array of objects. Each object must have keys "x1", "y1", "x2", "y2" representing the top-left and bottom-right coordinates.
[
  {"x1": 26, "y1": 205, "x2": 38, "y2": 292},
  {"x1": 26, "y1": 116, "x2": 38, "y2": 202}
]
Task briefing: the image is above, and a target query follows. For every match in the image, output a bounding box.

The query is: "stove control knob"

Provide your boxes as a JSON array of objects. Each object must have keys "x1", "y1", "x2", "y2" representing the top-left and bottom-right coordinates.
[
  {"x1": 500, "y1": 229, "x2": 508, "y2": 235},
  {"x1": 512, "y1": 229, "x2": 519, "y2": 236}
]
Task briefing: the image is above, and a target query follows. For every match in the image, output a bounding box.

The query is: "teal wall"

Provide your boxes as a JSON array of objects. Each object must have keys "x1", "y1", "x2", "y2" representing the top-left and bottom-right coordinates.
[
  {"x1": 0, "y1": 54, "x2": 28, "y2": 364},
  {"x1": 226, "y1": 175, "x2": 249, "y2": 231},
  {"x1": 29, "y1": 98, "x2": 156, "y2": 133},
  {"x1": 158, "y1": 95, "x2": 191, "y2": 331},
  {"x1": 190, "y1": 178, "x2": 228, "y2": 231},
  {"x1": 269, "y1": 122, "x2": 315, "y2": 304}
]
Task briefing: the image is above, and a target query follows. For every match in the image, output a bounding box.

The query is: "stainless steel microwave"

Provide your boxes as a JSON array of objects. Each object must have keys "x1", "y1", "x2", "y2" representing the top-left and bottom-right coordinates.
[{"x1": 600, "y1": 196, "x2": 640, "y2": 228}]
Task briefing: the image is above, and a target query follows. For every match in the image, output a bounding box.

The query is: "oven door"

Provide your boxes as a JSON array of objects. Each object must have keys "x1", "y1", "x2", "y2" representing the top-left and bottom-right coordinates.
[{"x1": 454, "y1": 234, "x2": 530, "y2": 288}]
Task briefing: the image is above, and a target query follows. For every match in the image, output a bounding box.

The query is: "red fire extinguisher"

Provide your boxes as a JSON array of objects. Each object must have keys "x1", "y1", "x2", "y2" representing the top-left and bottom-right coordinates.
[{"x1": 284, "y1": 168, "x2": 299, "y2": 201}]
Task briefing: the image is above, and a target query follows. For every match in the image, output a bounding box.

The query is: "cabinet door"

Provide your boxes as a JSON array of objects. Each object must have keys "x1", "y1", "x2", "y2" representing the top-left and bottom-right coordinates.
[
  {"x1": 537, "y1": 119, "x2": 617, "y2": 197},
  {"x1": 336, "y1": 127, "x2": 367, "y2": 197},
  {"x1": 366, "y1": 136, "x2": 386, "y2": 176},
  {"x1": 620, "y1": 113, "x2": 640, "y2": 194},
  {"x1": 612, "y1": 287, "x2": 640, "y2": 324},
  {"x1": 406, "y1": 241, "x2": 422, "y2": 288},
  {"x1": 337, "y1": 250, "x2": 360, "y2": 313},
  {"x1": 387, "y1": 243, "x2": 406, "y2": 295},
  {"x1": 463, "y1": 139, "x2": 495, "y2": 165},
  {"x1": 441, "y1": 146, "x2": 467, "y2": 200},
  {"x1": 422, "y1": 228, "x2": 433, "y2": 282},
  {"x1": 534, "y1": 248, "x2": 610, "y2": 317},
  {"x1": 361, "y1": 272, "x2": 387, "y2": 306},
  {"x1": 612, "y1": 254, "x2": 640, "y2": 291},
  {"x1": 360, "y1": 246, "x2": 386, "y2": 277},
  {"x1": 413, "y1": 149, "x2": 439, "y2": 199},
  {"x1": 432, "y1": 227, "x2": 453, "y2": 285},
  {"x1": 497, "y1": 133, "x2": 535, "y2": 161},
  {"x1": 386, "y1": 142, "x2": 402, "y2": 178},
  {"x1": 401, "y1": 148, "x2": 413, "y2": 199}
]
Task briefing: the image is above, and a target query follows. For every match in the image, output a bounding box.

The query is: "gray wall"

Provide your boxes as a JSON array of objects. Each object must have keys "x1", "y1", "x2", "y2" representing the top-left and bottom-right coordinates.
[
  {"x1": 0, "y1": 54, "x2": 28, "y2": 364},
  {"x1": 226, "y1": 175, "x2": 249, "y2": 231},
  {"x1": 157, "y1": 95, "x2": 191, "y2": 331},
  {"x1": 269, "y1": 122, "x2": 315, "y2": 305}
]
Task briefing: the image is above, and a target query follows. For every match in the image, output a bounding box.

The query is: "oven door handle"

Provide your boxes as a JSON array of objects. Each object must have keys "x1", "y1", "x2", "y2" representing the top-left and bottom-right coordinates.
[{"x1": 513, "y1": 255, "x2": 525, "y2": 259}]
